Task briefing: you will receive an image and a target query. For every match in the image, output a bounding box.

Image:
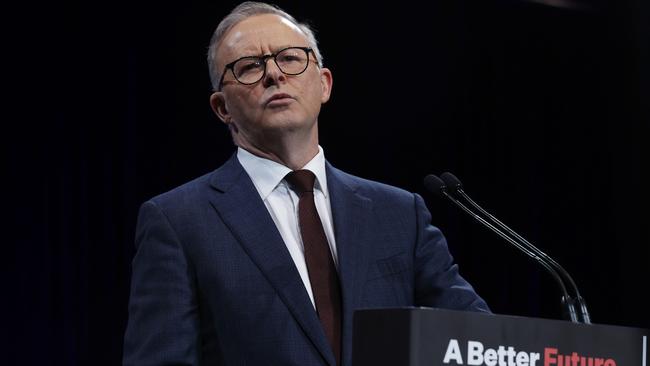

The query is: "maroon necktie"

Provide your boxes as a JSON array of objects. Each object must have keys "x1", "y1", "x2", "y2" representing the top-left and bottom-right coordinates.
[{"x1": 285, "y1": 170, "x2": 342, "y2": 365}]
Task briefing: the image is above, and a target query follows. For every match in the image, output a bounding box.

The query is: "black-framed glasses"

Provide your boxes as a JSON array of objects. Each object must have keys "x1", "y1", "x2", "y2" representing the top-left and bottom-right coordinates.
[{"x1": 217, "y1": 46, "x2": 314, "y2": 91}]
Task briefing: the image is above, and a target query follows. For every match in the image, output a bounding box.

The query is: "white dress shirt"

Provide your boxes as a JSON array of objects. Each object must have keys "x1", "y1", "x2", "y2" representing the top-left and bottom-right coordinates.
[{"x1": 237, "y1": 146, "x2": 338, "y2": 308}]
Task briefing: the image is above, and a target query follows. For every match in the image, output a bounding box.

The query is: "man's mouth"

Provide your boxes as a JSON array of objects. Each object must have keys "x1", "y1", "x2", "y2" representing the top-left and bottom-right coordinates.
[{"x1": 265, "y1": 93, "x2": 294, "y2": 107}]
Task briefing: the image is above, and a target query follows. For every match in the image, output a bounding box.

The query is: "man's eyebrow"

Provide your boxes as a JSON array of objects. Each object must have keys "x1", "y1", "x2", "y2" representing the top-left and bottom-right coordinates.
[
  {"x1": 271, "y1": 45, "x2": 295, "y2": 52},
  {"x1": 231, "y1": 44, "x2": 308, "y2": 60},
  {"x1": 252, "y1": 46, "x2": 294, "y2": 56},
  {"x1": 264, "y1": 45, "x2": 309, "y2": 54},
  {"x1": 235, "y1": 49, "x2": 262, "y2": 58}
]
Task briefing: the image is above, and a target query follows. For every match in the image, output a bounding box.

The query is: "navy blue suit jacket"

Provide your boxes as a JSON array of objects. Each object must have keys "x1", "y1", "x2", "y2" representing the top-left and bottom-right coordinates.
[{"x1": 123, "y1": 154, "x2": 489, "y2": 366}]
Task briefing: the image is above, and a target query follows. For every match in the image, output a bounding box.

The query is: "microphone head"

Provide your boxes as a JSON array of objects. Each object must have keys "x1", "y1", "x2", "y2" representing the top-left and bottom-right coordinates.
[
  {"x1": 440, "y1": 172, "x2": 463, "y2": 194},
  {"x1": 423, "y1": 174, "x2": 447, "y2": 198}
]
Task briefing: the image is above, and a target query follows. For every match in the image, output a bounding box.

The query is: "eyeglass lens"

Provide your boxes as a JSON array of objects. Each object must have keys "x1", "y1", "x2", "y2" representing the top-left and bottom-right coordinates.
[{"x1": 232, "y1": 47, "x2": 310, "y2": 84}]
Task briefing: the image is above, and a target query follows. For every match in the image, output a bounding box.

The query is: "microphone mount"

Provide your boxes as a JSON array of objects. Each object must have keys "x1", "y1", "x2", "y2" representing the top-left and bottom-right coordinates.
[{"x1": 424, "y1": 173, "x2": 590, "y2": 324}]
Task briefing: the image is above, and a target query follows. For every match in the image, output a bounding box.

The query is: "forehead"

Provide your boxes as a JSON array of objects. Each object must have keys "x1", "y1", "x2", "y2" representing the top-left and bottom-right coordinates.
[{"x1": 217, "y1": 14, "x2": 309, "y2": 63}]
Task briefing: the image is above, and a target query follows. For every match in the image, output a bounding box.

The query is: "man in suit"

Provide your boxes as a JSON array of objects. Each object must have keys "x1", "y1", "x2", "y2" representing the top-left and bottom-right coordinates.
[{"x1": 123, "y1": 2, "x2": 490, "y2": 365}]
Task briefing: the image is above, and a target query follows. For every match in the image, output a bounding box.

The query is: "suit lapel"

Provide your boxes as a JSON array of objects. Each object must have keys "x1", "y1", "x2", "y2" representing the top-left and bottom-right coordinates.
[
  {"x1": 207, "y1": 155, "x2": 335, "y2": 366},
  {"x1": 326, "y1": 163, "x2": 374, "y2": 366}
]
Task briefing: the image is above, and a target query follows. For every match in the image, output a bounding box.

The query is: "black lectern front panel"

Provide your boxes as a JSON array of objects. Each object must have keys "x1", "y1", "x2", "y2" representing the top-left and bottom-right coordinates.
[{"x1": 353, "y1": 307, "x2": 648, "y2": 366}]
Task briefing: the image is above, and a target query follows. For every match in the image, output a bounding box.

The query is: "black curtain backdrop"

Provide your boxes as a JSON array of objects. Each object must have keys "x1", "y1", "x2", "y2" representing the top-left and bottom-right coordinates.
[{"x1": 7, "y1": 0, "x2": 649, "y2": 364}]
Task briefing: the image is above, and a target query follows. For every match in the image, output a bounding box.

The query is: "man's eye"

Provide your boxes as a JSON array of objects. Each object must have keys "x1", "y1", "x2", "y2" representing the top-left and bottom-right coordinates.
[
  {"x1": 236, "y1": 60, "x2": 263, "y2": 75},
  {"x1": 278, "y1": 54, "x2": 302, "y2": 63}
]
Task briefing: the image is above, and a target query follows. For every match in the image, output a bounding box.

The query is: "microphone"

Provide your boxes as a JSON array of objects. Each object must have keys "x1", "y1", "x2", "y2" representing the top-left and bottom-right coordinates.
[
  {"x1": 423, "y1": 173, "x2": 589, "y2": 324},
  {"x1": 438, "y1": 172, "x2": 591, "y2": 324}
]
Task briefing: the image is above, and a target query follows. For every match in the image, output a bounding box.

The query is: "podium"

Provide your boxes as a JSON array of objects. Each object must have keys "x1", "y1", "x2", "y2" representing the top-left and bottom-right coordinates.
[{"x1": 352, "y1": 307, "x2": 649, "y2": 366}]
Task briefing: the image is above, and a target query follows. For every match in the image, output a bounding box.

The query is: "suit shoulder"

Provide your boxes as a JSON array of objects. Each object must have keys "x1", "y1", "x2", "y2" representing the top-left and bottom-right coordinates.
[
  {"x1": 143, "y1": 153, "x2": 239, "y2": 207},
  {"x1": 329, "y1": 165, "x2": 416, "y2": 202},
  {"x1": 144, "y1": 170, "x2": 215, "y2": 210}
]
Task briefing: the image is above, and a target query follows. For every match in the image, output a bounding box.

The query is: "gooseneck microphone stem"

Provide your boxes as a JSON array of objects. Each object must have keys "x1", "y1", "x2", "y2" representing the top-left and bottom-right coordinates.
[
  {"x1": 424, "y1": 174, "x2": 588, "y2": 324},
  {"x1": 438, "y1": 186, "x2": 579, "y2": 323},
  {"x1": 453, "y1": 188, "x2": 591, "y2": 324},
  {"x1": 438, "y1": 172, "x2": 590, "y2": 324}
]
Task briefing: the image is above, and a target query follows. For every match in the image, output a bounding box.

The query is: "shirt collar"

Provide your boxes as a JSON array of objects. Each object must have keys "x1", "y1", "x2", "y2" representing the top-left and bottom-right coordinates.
[{"x1": 237, "y1": 146, "x2": 329, "y2": 200}]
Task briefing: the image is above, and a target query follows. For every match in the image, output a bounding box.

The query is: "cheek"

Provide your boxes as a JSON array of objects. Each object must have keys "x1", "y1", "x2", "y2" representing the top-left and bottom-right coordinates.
[
  {"x1": 229, "y1": 92, "x2": 260, "y2": 120},
  {"x1": 303, "y1": 80, "x2": 326, "y2": 107}
]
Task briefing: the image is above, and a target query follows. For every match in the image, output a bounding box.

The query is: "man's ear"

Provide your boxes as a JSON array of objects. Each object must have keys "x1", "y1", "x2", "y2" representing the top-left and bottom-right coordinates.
[
  {"x1": 210, "y1": 92, "x2": 230, "y2": 124},
  {"x1": 319, "y1": 67, "x2": 333, "y2": 103}
]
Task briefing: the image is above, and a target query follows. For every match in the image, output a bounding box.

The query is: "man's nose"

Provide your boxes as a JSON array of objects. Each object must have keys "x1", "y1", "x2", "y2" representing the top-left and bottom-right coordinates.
[{"x1": 262, "y1": 58, "x2": 286, "y2": 87}]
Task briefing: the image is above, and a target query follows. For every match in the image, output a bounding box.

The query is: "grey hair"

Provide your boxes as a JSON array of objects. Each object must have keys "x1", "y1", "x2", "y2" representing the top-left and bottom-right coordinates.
[{"x1": 207, "y1": 1, "x2": 324, "y2": 91}]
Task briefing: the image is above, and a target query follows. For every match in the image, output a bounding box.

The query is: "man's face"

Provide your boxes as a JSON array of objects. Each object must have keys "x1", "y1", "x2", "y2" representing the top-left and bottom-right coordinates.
[{"x1": 210, "y1": 14, "x2": 332, "y2": 148}]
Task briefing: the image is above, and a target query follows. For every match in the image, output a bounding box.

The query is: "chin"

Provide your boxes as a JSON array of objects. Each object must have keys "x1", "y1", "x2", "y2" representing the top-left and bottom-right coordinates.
[{"x1": 263, "y1": 111, "x2": 309, "y2": 129}]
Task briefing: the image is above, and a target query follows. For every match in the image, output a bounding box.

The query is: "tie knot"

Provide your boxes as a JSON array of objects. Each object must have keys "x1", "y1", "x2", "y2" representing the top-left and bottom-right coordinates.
[{"x1": 285, "y1": 169, "x2": 316, "y2": 194}]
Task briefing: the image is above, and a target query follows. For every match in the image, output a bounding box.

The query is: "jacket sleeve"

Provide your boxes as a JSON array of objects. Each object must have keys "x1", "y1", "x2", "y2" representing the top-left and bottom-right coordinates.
[
  {"x1": 123, "y1": 200, "x2": 200, "y2": 366},
  {"x1": 412, "y1": 193, "x2": 491, "y2": 313}
]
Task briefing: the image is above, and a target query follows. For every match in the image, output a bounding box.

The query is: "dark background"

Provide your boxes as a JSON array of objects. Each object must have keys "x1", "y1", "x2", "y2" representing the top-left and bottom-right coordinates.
[{"x1": 7, "y1": 0, "x2": 649, "y2": 364}]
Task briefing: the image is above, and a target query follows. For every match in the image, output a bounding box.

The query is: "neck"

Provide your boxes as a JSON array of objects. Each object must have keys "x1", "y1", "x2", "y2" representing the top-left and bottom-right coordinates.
[{"x1": 234, "y1": 125, "x2": 320, "y2": 170}]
